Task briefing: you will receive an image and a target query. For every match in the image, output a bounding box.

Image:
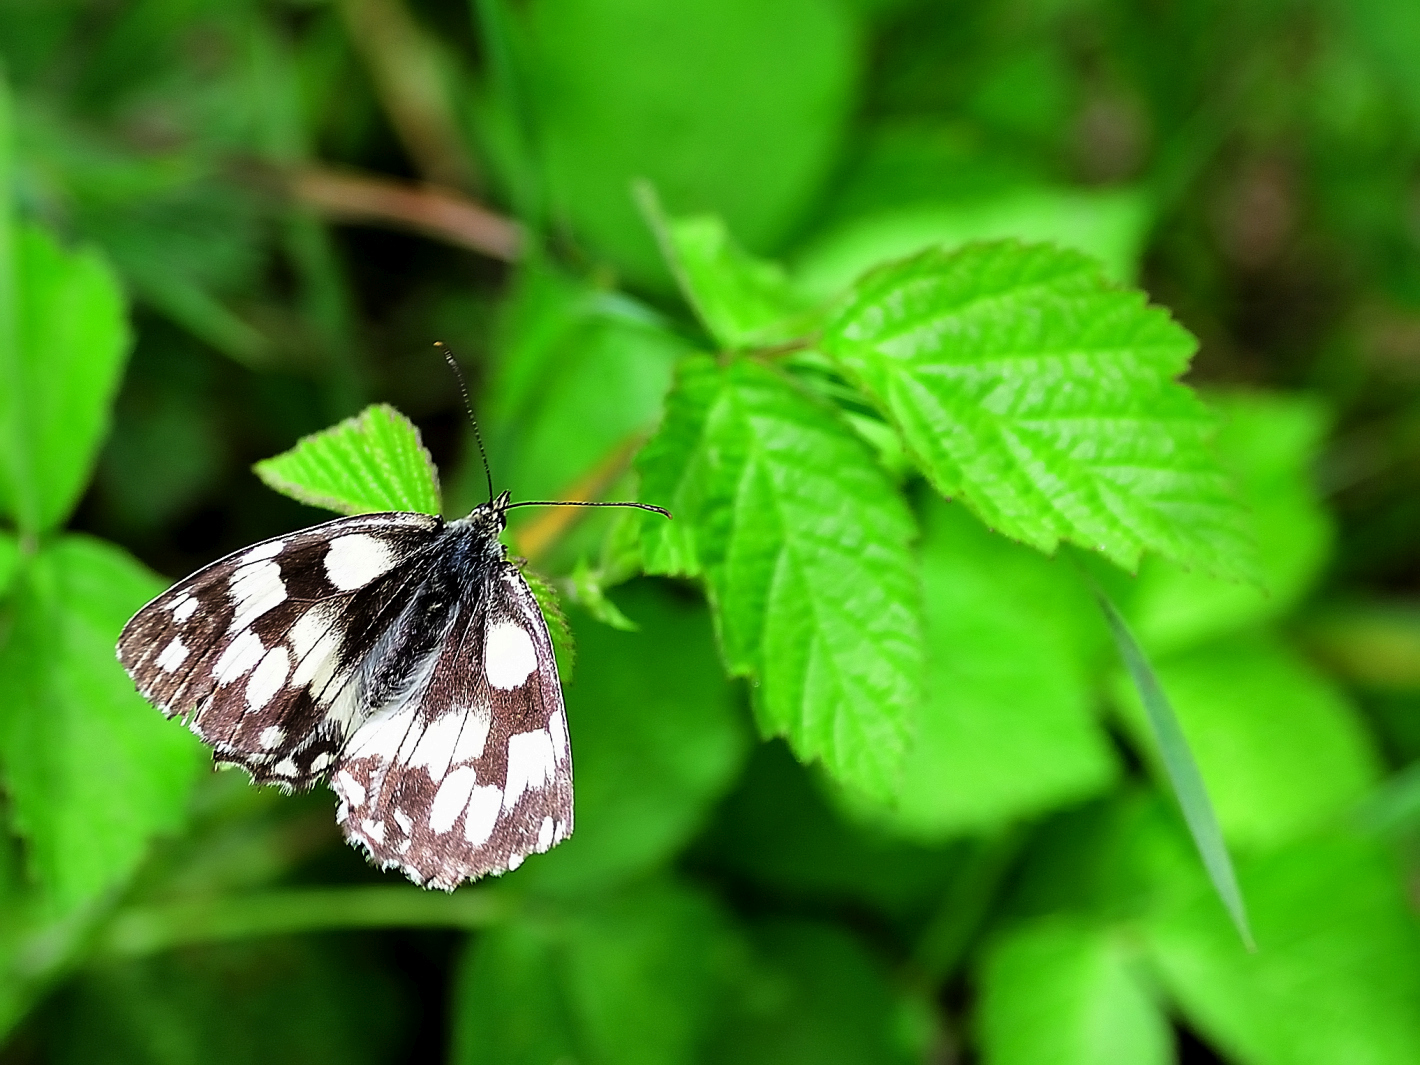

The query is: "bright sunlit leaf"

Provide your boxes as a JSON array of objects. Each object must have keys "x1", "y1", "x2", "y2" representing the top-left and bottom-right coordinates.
[
  {"x1": 254, "y1": 403, "x2": 441, "y2": 517},
  {"x1": 638, "y1": 356, "x2": 922, "y2": 800},
  {"x1": 0, "y1": 225, "x2": 131, "y2": 537},
  {"x1": 822, "y1": 241, "x2": 1258, "y2": 579}
]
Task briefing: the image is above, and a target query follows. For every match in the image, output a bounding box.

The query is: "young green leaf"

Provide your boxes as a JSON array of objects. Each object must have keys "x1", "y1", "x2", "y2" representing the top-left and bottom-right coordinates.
[
  {"x1": 639, "y1": 196, "x2": 812, "y2": 350},
  {"x1": 0, "y1": 225, "x2": 131, "y2": 537},
  {"x1": 0, "y1": 536, "x2": 204, "y2": 910},
  {"x1": 978, "y1": 918, "x2": 1172, "y2": 1065},
  {"x1": 254, "y1": 403, "x2": 441, "y2": 517},
  {"x1": 821, "y1": 241, "x2": 1257, "y2": 579},
  {"x1": 1096, "y1": 590, "x2": 1254, "y2": 951},
  {"x1": 638, "y1": 356, "x2": 922, "y2": 800}
]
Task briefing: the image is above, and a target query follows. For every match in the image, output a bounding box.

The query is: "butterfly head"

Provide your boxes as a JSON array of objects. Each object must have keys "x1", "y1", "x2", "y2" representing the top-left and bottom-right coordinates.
[{"x1": 463, "y1": 489, "x2": 512, "y2": 535}]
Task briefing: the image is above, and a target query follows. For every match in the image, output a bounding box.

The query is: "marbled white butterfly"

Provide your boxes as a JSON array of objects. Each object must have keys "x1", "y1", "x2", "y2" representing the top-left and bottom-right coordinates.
[{"x1": 117, "y1": 359, "x2": 667, "y2": 889}]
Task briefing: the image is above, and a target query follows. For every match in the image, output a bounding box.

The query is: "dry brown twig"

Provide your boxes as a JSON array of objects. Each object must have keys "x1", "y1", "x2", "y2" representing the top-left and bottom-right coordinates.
[{"x1": 290, "y1": 166, "x2": 522, "y2": 261}]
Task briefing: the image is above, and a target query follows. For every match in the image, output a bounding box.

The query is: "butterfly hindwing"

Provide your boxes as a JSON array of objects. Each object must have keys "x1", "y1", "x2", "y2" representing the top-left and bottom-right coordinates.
[
  {"x1": 118, "y1": 512, "x2": 444, "y2": 788},
  {"x1": 332, "y1": 560, "x2": 572, "y2": 889}
]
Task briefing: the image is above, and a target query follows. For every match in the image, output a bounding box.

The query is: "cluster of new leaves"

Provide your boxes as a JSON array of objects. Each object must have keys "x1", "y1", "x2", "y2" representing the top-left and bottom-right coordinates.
[{"x1": 638, "y1": 207, "x2": 1258, "y2": 814}]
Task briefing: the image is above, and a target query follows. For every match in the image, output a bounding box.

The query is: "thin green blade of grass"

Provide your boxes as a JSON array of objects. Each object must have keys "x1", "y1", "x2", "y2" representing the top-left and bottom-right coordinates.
[{"x1": 1095, "y1": 588, "x2": 1255, "y2": 952}]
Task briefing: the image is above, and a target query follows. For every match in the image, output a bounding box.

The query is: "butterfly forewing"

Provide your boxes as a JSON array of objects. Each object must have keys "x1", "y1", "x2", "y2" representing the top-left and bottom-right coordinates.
[
  {"x1": 332, "y1": 563, "x2": 572, "y2": 889},
  {"x1": 118, "y1": 512, "x2": 443, "y2": 788}
]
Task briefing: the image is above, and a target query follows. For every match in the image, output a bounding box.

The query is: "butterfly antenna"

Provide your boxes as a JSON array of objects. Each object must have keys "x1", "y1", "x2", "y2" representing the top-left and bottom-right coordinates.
[
  {"x1": 435, "y1": 341, "x2": 495, "y2": 505},
  {"x1": 501, "y1": 500, "x2": 672, "y2": 519}
]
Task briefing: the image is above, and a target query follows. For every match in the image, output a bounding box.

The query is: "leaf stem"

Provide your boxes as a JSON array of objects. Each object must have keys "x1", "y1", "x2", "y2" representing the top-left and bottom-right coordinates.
[
  {"x1": 513, "y1": 433, "x2": 647, "y2": 562},
  {"x1": 93, "y1": 886, "x2": 508, "y2": 959},
  {"x1": 291, "y1": 166, "x2": 521, "y2": 261}
]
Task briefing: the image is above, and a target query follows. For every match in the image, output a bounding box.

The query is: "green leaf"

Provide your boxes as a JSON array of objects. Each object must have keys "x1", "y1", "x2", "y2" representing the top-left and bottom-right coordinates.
[
  {"x1": 452, "y1": 881, "x2": 734, "y2": 1065},
  {"x1": 638, "y1": 356, "x2": 923, "y2": 800},
  {"x1": 511, "y1": 581, "x2": 746, "y2": 893},
  {"x1": 794, "y1": 185, "x2": 1152, "y2": 301},
  {"x1": 642, "y1": 201, "x2": 811, "y2": 350},
  {"x1": 821, "y1": 241, "x2": 1257, "y2": 578},
  {"x1": 0, "y1": 536, "x2": 204, "y2": 909},
  {"x1": 1128, "y1": 392, "x2": 1334, "y2": 654},
  {"x1": 0, "y1": 224, "x2": 131, "y2": 537},
  {"x1": 253, "y1": 404, "x2": 441, "y2": 517},
  {"x1": 1147, "y1": 835, "x2": 1420, "y2": 1065},
  {"x1": 1114, "y1": 633, "x2": 1381, "y2": 849},
  {"x1": 862, "y1": 497, "x2": 1116, "y2": 837},
  {"x1": 707, "y1": 919, "x2": 922, "y2": 1065},
  {"x1": 978, "y1": 918, "x2": 1172, "y2": 1065},
  {"x1": 521, "y1": 0, "x2": 860, "y2": 286}
]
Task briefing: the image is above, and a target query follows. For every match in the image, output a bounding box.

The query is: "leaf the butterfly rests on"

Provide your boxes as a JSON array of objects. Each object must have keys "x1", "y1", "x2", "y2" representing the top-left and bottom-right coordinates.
[
  {"x1": 118, "y1": 494, "x2": 574, "y2": 889},
  {"x1": 253, "y1": 404, "x2": 443, "y2": 517}
]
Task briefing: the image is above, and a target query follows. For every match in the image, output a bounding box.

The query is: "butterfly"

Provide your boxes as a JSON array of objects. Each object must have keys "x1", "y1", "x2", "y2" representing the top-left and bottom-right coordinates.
[{"x1": 117, "y1": 358, "x2": 668, "y2": 890}]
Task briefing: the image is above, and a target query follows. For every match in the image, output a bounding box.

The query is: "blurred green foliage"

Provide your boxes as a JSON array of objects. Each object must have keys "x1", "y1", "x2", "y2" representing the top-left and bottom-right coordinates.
[{"x1": 3, "y1": 0, "x2": 1420, "y2": 1062}]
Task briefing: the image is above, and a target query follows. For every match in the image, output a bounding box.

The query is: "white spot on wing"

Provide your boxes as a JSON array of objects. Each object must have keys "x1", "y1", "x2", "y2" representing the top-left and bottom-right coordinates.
[
  {"x1": 537, "y1": 816, "x2": 553, "y2": 851},
  {"x1": 324, "y1": 534, "x2": 396, "y2": 591},
  {"x1": 259, "y1": 725, "x2": 285, "y2": 749},
  {"x1": 246, "y1": 646, "x2": 292, "y2": 711},
  {"x1": 503, "y1": 729, "x2": 555, "y2": 810},
  {"x1": 288, "y1": 603, "x2": 339, "y2": 663},
  {"x1": 430, "y1": 765, "x2": 479, "y2": 834},
  {"x1": 241, "y1": 539, "x2": 286, "y2": 564},
  {"x1": 452, "y1": 705, "x2": 492, "y2": 763},
  {"x1": 310, "y1": 752, "x2": 333, "y2": 772},
  {"x1": 393, "y1": 808, "x2": 413, "y2": 834},
  {"x1": 507, "y1": 852, "x2": 524, "y2": 871},
  {"x1": 410, "y1": 711, "x2": 465, "y2": 781},
  {"x1": 485, "y1": 621, "x2": 537, "y2": 689},
  {"x1": 336, "y1": 769, "x2": 366, "y2": 806},
  {"x1": 274, "y1": 758, "x2": 298, "y2": 777},
  {"x1": 170, "y1": 595, "x2": 198, "y2": 622},
  {"x1": 464, "y1": 785, "x2": 502, "y2": 846},
  {"x1": 361, "y1": 818, "x2": 386, "y2": 845},
  {"x1": 156, "y1": 636, "x2": 189, "y2": 672},
  {"x1": 228, "y1": 561, "x2": 287, "y2": 633},
  {"x1": 215, "y1": 630, "x2": 266, "y2": 685},
  {"x1": 344, "y1": 698, "x2": 420, "y2": 763},
  {"x1": 548, "y1": 709, "x2": 569, "y2": 765}
]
